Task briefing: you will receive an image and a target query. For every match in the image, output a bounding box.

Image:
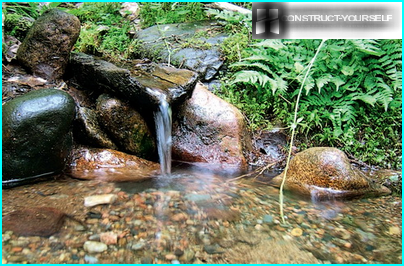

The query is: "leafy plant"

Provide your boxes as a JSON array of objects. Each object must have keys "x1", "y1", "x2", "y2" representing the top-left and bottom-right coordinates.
[
  {"x1": 219, "y1": 39, "x2": 402, "y2": 168},
  {"x1": 139, "y1": 2, "x2": 207, "y2": 29}
]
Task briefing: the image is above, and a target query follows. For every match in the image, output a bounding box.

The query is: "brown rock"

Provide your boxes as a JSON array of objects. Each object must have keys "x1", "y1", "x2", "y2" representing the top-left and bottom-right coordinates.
[
  {"x1": 2, "y1": 207, "x2": 66, "y2": 237},
  {"x1": 96, "y1": 94, "x2": 156, "y2": 160},
  {"x1": 17, "y1": 9, "x2": 80, "y2": 81},
  {"x1": 172, "y1": 83, "x2": 252, "y2": 168},
  {"x1": 67, "y1": 147, "x2": 160, "y2": 182},
  {"x1": 270, "y1": 147, "x2": 391, "y2": 199}
]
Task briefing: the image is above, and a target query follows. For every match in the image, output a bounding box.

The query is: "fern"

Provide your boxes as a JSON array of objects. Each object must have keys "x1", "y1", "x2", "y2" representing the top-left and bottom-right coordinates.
[{"x1": 219, "y1": 38, "x2": 401, "y2": 167}]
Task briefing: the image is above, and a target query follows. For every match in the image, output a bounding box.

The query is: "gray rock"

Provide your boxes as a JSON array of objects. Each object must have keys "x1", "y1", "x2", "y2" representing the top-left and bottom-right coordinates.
[
  {"x1": 17, "y1": 9, "x2": 80, "y2": 81},
  {"x1": 136, "y1": 21, "x2": 227, "y2": 81},
  {"x1": 2, "y1": 89, "x2": 76, "y2": 187}
]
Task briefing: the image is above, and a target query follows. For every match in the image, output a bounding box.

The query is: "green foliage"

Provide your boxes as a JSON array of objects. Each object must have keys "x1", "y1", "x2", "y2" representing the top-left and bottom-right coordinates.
[
  {"x1": 219, "y1": 39, "x2": 402, "y2": 168},
  {"x1": 139, "y1": 2, "x2": 207, "y2": 28},
  {"x1": 67, "y1": 2, "x2": 135, "y2": 61}
]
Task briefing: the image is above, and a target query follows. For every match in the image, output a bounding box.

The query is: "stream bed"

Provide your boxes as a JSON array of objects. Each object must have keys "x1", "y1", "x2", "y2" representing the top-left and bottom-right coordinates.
[{"x1": 2, "y1": 164, "x2": 402, "y2": 264}]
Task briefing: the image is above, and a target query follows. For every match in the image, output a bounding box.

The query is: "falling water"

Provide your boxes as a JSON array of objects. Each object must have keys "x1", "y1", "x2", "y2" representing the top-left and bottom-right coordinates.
[{"x1": 154, "y1": 95, "x2": 172, "y2": 176}]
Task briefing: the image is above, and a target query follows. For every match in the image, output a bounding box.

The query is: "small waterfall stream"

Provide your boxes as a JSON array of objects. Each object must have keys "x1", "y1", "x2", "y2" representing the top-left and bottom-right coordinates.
[{"x1": 154, "y1": 95, "x2": 172, "y2": 175}]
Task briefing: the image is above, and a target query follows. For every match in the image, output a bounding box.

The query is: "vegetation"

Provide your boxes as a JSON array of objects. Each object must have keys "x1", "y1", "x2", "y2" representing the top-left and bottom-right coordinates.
[
  {"x1": 3, "y1": 2, "x2": 401, "y2": 169},
  {"x1": 220, "y1": 39, "x2": 402, "y2": 168}
]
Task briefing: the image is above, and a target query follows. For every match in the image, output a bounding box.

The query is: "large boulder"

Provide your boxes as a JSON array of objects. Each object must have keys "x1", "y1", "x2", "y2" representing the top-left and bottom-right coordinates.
[
  {"x1": 172, "y1": 83, "x2": 252, "y2": 169},
  {"x1": 16, "y1": 9, "x2": 80, "y2": 81},
  {"x1": 270, "y1": 147, "x2": 391, "y2": 200},
  {"x1": 2, "y1": 89, "x2": 76, "y2": 188},
  {"x1": 67, "y1": 147, "x2": 160, "y2": 182},
  {"x1": 96, "y1": 94, "x2": 156, "y2": 160}
]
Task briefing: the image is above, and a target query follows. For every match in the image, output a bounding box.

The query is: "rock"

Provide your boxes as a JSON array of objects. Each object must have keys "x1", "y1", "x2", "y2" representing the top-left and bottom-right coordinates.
[
  {"x1": 263, "y1": 214, "x2": 274, "y2": 224},
  {"x1": 73, "y1": 106, "x2": 118, "y2": 149},
  {"x1": 136, "y1": 21, "x2": 227, "y2": 81},
  {"x1": 2, "y1": 207, "x2": 66, "y2": 237},
  {"x1": 67, "y1": 52, "x2": 198, "y2": 114},
  {"x1": 84, "y1": 194, "x2": 117, "y2": 207},
  {"x1": 17, "y1": 9, "x2": 80, "y2": 81},
  {"x1": 96, "y1": 94, "x2": 156, "y2": 159},
  {"x1": 67, "y1": 147, "x2": 160, "y2": 182},
  {"x1": 290, "y1": 227, "x2": 303, "y2": 237},
  {"x1": 83, "y1": 241, "x2": 108, "y2": 253},
  {"x1": 269, "y1": 147, "x2": 391, "y2": 200},
  {"x1": 388, "y1": 226, "x2": 401, "y2": 236},
  {"x1": 172, "y1": 83, "x2": 252, "y2": 168},
  {"x1": 99, "y1": 232, "x2": 118, "y2": 245},
  {"x1": 2, "y1": 89, "x2": 76, "y2": 188}
]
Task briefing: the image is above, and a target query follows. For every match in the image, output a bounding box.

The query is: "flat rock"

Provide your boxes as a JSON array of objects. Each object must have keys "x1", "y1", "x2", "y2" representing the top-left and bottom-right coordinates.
[
  {"x1": 67, "y1": 147, "x2": 160, "y2": 182},
  {"x1": 136, "y1": 21, "x2": 227, "y2": 81},
  {"x1": 67, "y1": 52, "x2": 198, "y2": 114},
  {"x1": 2, "y1": 207, "x2": 67, "y2": 237}
]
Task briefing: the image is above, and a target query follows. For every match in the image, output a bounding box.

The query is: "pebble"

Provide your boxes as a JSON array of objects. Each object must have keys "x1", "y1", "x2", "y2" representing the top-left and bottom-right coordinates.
[
  {"x1": 131, "y1": 240, "x2": 146, "y2": 251},
  {"x1": 100, "y1": 232, "x2": 118, "y2": 245},
  {"x1": 83, "y1": 241, "x2": 108, "y2": 253},
  {"x1": 84, "y1": 255, "x2": 99, "y2": 264},
  {"x1": 388, "y1": 226, "x2": 401, "y2": 236},
  {"x1": 84, "y1": 194, "x2": 117, "y2": 207},
  {"x1": 291, "y1": 227, "x2": 303, "y2": 237},
  {"x1": 263, "y1": 214, "x2": 274, "y2": 224}
]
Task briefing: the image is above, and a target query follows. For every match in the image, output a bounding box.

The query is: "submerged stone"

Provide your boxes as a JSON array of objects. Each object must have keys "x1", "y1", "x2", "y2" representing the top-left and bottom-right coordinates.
[
  {"x1": 270, "y1": 147, "x2": 391, "y2": 200},
  {"x1": 172, "y1": 83, "x2": 252, "y2": 168},
  {"x1": 16, "y1": 9, "x2": 80, "y2": 81},
  {"x1": 2, "y1": 207, "x2": 67, "y2": 237},
  {"x1": 2, "y1": 89, "x2": 76, "y2": 188},
  {"x1": 67, "y1": 147, "x2": 160, "y2": 182}
]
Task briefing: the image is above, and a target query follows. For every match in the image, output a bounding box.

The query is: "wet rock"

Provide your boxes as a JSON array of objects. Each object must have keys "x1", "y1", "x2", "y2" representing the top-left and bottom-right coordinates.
[
  {"x1": 2, "y1": 207, "x2": 67, "y2": 237},
  {"x1": 67, "y1": 147, "x2": 160, "y2": 182},
  {"x1": 99, "y1": 232, "x2": 118, "y2": 245},
  {"x1": 270, "y1": 147, "x2": 391, "y2": 199},
  {"x1": 83, "y1": 241, "x2": 108, "y2": 253},
  {"x1": 68, "y1": 52, "x2": 198, "y2": 113},
  {"x1": 84, "y1": 194, "x2": 117, "y2": 207},
  {"x1": 136, "y1": 21, "x2": 227, "y2": 81},
  {"x1": 74, "y1": 106, "x2": 118, "y2": 150},
  {"x1": 2, "y1": 89, "x2": 76, "y2": 188},
  {"x1": 16, "y1": 9, "x2": 80, "y2": 81},
  {"x1": 96, "y1": 94, "x2": 156, "y2": 160},
  {"x1": 172, "y1": 83, "x2": 252, "y2": 168}
]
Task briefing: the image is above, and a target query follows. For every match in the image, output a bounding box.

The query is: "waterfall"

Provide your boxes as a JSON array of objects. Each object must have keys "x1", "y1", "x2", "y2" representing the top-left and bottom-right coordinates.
[{"x1": 154, "y1": 95, "x2": 172, "y2": 176}]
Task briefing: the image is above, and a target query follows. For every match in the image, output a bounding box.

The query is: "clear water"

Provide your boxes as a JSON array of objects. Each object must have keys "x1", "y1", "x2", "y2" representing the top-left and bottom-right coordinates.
[
  {"x1": 2, "y1": 164, "x2": 401, "y2": 264},
  {"x1": 154, "y1": 95, "x2": 172, "y2": 175}
]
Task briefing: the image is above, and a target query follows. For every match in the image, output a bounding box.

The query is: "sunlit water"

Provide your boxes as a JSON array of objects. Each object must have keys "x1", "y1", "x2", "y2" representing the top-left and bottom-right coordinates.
[{"x1": 154, "y1": 95, "x2": 172, "y2": 175}]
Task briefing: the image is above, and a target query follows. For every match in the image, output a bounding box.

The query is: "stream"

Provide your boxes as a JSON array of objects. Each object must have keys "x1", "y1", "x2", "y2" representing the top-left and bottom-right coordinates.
[{"x1": 2, "y1": 164, "x2": 402, "y2": 264}]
